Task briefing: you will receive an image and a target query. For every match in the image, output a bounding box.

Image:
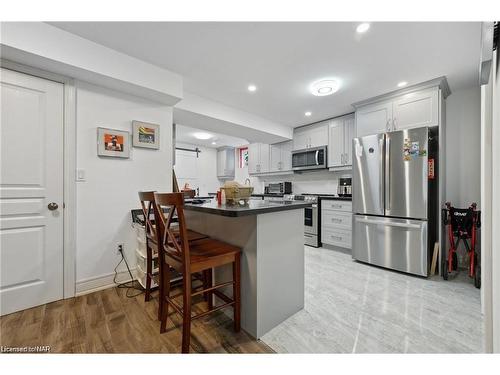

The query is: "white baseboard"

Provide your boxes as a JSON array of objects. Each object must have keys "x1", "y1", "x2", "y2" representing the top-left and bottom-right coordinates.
[{"x1": 75, "y1": 268, "x2": 137, "y2": 297}]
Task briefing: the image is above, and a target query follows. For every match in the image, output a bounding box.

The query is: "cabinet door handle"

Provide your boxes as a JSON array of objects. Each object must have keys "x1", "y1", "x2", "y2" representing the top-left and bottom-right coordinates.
[
  {"x1": 393, "y1": 117, "x2": 396, "y2": 130},
  {"x1": 330, "y1": 218, "x2": 342, "y2": 223},
  {"x1": 386, "y1": 118, "x2": 391, "y2": 131},
  {"x1": 330, "y1": 235, "x2": 342, "y2": 241}
]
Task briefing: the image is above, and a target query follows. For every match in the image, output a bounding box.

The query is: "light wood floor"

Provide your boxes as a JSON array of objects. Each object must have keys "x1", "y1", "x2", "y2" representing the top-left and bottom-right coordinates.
[{"x1": 0, "y1": 285, "x2": 274, "y2": 353}]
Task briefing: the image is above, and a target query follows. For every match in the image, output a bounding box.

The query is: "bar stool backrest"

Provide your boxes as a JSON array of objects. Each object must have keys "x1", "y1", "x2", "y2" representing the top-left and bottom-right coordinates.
[
  {"x1": 138, "y1": 191, "x2": 157, "y2": 241},
  {"x1": 153, "y1": 192, "x2": 190, "y2": 271}
]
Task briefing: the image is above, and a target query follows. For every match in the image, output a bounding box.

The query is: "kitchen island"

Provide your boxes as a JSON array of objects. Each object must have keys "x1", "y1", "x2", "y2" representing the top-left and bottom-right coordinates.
[{"x1": 183, "y1": 199, "x2": 311, "y2": 338}]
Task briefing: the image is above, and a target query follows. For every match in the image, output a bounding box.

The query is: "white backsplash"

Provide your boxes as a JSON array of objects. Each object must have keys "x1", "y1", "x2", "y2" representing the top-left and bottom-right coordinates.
[{"x1": 258, "y1": 170, "x2": 352, "y2": 195}]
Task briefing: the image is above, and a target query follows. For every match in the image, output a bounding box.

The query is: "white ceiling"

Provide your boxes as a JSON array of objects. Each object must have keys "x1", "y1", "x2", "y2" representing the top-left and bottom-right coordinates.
[
  {"x1": 175, "y1": 124, "x2": 248, "y2": 149},
  {"x1": 49, "y1": 22, "x2": 482, "y2": 127}
]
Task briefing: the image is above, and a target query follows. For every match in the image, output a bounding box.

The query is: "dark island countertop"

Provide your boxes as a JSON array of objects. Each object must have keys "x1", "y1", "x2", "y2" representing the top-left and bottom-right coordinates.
[{"x1": 184, "y1": 199, "x2": 312, "y2": 217}]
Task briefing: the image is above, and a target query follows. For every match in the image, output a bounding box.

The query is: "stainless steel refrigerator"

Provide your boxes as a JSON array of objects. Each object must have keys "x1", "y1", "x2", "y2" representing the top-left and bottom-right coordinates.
[{"x1": 352, "y1": 126, "x2": 438, "y2": 276}]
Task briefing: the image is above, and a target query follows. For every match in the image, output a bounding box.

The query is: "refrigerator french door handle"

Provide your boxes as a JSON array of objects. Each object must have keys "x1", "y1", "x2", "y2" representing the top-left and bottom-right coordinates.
[
  {"x1": 385, "y1": 136, "x2": 391, "y2": 212},
  {"x1": 379, "y1": 136, "x2": 385, "y2": 214},
  {"x1": 355, "y1": 218, "x2": 421, "y2": 229},
  {"x1": 315, "y1": 150, "x2": 319, "y2": 165}
]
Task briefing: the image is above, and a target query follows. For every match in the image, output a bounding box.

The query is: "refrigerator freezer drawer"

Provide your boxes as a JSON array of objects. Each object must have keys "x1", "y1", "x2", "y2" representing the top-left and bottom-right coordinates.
[{"x1": 352, "y1": 215, "x2": 428, "y2": 276}]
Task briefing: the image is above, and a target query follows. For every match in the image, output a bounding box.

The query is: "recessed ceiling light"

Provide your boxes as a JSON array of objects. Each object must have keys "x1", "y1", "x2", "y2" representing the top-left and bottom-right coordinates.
[
  {"x1": 193, "y1": 132, "x2": 212, "y2": 140},
  {"x1": 248, "y1": 84, "x2": 257, "y2": 92},
  {"x1": 211, "y1": 141, "x2": 217, "y2": 145},
  {"x1": 305, "y1": 111, "x2": 312, "y2": 117},
  {"x1": 356, "y1": 23, "x2": 370, "y2": 33},
  {"x1": 397, "y1": 81, "x2": 408, "y2": 87},
  {"x1": 310, "y1": 79, "x2": 341, "y2": 97}
]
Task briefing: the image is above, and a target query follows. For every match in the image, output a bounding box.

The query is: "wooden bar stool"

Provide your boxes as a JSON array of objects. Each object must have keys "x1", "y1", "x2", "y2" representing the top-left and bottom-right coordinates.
[
  {"x1": 152, "y1": 192, "x2": 241, "y2": 353},
  {"x1": 138, "y1": 192, "x2": 208, "y2": 318}
]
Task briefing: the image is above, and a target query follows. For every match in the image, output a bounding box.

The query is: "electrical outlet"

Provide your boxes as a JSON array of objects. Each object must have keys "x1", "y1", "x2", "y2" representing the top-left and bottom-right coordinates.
[{"x1": 117, "y1": 243, "x2": 124, "y2": 254}]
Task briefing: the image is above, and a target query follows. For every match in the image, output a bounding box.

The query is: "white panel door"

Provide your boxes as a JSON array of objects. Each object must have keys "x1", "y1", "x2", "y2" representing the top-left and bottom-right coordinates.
[
  {"x1": 355, "y1": 101, "x2": 393, "y2": 137},
  {"x1": 0, "y1": 68, "x2": 64, "y2": 315},
  {"x1": 328, "y1": 119, "x2": 344, "y2": 168},
  {"x1": 392, "y1": 88, "x2": 439, "y2": 130}
]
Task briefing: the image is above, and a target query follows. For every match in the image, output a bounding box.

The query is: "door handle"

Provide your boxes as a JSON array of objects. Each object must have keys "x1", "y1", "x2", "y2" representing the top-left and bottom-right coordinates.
[
  {"x1": 356, "y1": 218, "x2": 421, "y2": 229},
  {"x1": 315, "y1": 150, "x2": 319, "y2": 165},
  {"x1": 379, "y1": 136, "x2": 385, "y2": 214},
  {"x1": 385, "y1": 137, "x2": 391, "y2": 212},
  {"x1": 48, "y1": 202, "x2": 59, "y2": 211},
  {"x1": 393, "y1": 117, "x2": 396, "y2": 130},
  {"x1": 386, "y1": 118, "x2": 391, "y2": 131}
]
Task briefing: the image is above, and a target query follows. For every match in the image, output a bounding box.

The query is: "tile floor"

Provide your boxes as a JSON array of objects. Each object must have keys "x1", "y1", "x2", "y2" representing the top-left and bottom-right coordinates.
[{"x1": 261, "y1": 246, "x2": 483, "y2": 353}]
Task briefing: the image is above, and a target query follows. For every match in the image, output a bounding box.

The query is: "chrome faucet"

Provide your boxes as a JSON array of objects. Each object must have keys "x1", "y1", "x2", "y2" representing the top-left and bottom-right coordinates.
[{"x1": 244, "y1": 178, "x2": 251, "y2": 186}]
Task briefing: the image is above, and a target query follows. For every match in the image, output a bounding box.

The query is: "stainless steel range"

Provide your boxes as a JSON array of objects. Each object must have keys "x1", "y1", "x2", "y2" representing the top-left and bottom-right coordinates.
[{"x1": 284, "y1": 194, "x2": 319, "y2": 247}]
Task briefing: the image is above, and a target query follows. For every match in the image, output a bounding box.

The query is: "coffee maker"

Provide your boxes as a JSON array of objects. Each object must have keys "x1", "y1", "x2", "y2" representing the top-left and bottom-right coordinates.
[{"x1": 337, "y1": 177, "x2": 352, "y2": 197}]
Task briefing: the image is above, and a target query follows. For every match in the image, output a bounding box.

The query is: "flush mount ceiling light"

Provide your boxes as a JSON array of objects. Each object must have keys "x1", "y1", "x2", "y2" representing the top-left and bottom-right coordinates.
[
  {"x1": 193, "y1": 132, "x2": 212, "y2": 140},
  {"x1": 305, "y1": 111, "x2": 312, "y2": 117},
  {"x1": 211, "y1": 141, "x2": 217, "y2": 145},
  {"x1": 248, "y1": 84, "x2": 257, "y2": 92},
  {"x1": 356, "y1": 23, "x2": 370, "y2": 33},
  {"x1": 397, "y1": 81, "x2": 408, "y2": 87},
  {"x1": 309, "y1": 79, "x2": 341, "y2": 97}
]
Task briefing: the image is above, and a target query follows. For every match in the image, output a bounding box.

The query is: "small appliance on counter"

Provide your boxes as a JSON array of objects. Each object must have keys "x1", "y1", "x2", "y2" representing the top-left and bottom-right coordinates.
[
  {"x1": 265, "y1": 181, "x2": 292, "y2": 195},
  {"x1": 337, "y1": 177, "x2": 352, "y2": 197}
]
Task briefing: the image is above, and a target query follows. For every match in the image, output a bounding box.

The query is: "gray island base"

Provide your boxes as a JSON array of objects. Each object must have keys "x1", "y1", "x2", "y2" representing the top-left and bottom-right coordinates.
[{"x1": 184, "y1": 200, "x2": 310, "y2": 338}]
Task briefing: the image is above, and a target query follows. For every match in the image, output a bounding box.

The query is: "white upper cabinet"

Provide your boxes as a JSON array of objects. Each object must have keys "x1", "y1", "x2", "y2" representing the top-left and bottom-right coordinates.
[
  {"x1": 354, "y1": 80, "x2": 447, "y2": 138},
  {"x1": 344, "y1": 115, "x2": 355, "y2": 166},
  {"x1": 355, "y1": 101, "x2": 392, "y2": 137},
  {"x1": 308, "y1": 124, "x2": 329, "y2": 148},
  {"x1": 269, "y1": 143, "x2": 282, "y2": 172},
  {"x1": 392, "y1": 88, "x2": 439, "y2": 130},
  {"x1": 293, "y1": 131, "x2": 310, "y2": 150},
  {"x1": 248, "y1": 143, "x2": 270, "y2": 175},
  {"x1": 328, "y1": 119, "x2": 344, "y2": 168},
  {"x1": 248, "y1": 143, "x2": 260, "y2": 175},
  {"x1": 259, "y1": 143, "x2": 270, "y2": 173},
  {"x1": 280, "y1": 140, "x2": 293, "y2": 171},
  {"x1": 269, "y1": 140, "x2": 293, "y2": 172},
  {"x1": 328, "y1": 113, "x2": 355, "y2": 169},
  {"x1": 293, "y1": 122, "x2": 328, "y2": 150}
]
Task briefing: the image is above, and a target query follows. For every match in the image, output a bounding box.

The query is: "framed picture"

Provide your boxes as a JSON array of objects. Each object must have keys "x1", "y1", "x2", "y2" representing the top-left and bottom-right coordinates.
[
  {"x1": 132, "y1": 120, "x2": 160, "y2": 149},
  {"x1": 97, "y1": 127, "x2": 130, "y2": 158}
]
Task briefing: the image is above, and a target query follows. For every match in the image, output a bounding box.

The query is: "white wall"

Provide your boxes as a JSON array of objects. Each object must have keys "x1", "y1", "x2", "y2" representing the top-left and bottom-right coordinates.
[
  {"x1": 75, "y1": 81, "x2": 173, "y2": 286},
  {"x1": 446, "y1": 85, "x2": 482, "y2": 207},
  {"x1": 174, "y1": 142, "x2": 220, "y2": 196}
]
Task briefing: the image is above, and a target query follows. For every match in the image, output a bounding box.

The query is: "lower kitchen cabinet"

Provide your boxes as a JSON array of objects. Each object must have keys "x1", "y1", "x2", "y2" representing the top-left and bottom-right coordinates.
[{"x1": 321, "y1": 199, "x2": 352, "y2": 249}]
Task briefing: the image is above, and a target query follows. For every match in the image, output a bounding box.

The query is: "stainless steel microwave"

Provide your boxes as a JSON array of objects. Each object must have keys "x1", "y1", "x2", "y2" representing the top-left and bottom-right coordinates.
[{"x1": 291, "y1": 146, "x2": 327, "y2": 171}]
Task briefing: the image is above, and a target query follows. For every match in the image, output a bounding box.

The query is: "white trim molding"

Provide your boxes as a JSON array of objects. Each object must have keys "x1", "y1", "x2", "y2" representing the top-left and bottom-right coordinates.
[{"x1": 75, "y1": 269, "x2": 137, "y2": 297}]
